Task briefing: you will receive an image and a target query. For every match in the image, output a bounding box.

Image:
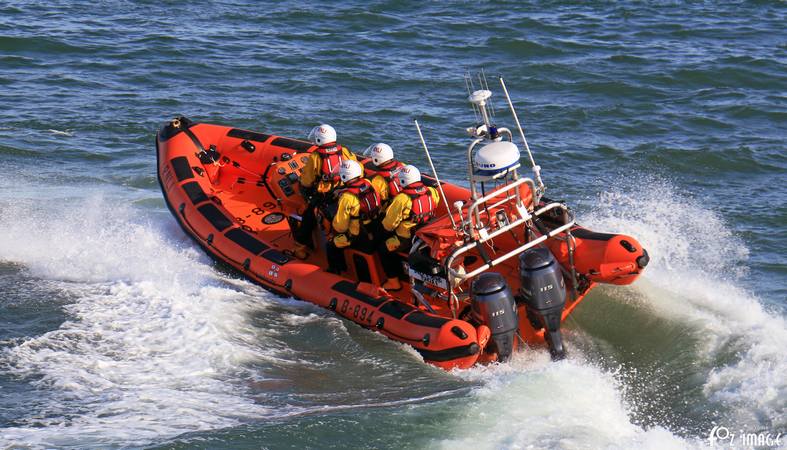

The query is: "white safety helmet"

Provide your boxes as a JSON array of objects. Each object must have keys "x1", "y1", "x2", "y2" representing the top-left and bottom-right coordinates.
[
  {"x1": 397, "y1": 164, "x2": 421, "y2": 187},
  {"x1": 308, "y1": 124, "x2": 337, "y2": 147},
  {"x1": 367, "y1": 142, "x2": 394, "y2": 166},
  {"x1": 338, "y1": 159, "x2": 363, "y2": 183}
]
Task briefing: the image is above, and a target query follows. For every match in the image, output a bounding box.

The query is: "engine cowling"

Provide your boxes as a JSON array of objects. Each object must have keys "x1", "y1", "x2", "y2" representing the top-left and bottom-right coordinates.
[
  {"x1": 519, "y1": 248, "x2": 567, "y2": 360},
  {"x1": 470, "y1": 272, "x2": 518, "y2": 362}
]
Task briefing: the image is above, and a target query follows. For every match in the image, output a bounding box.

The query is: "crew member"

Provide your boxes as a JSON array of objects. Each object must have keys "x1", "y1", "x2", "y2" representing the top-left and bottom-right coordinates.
[
  {"x1": 363, "y1": 143, "x2": 403, "y2": 206},
  {"x1": 293, "y1": 124, "x2": 356, "y2": 259},
  {"x1": 326, "y1": 160, "x2": 381, "y2": 274},
  {"x1": 379, "y1": 165, "x2": 440, "y2": 290}
]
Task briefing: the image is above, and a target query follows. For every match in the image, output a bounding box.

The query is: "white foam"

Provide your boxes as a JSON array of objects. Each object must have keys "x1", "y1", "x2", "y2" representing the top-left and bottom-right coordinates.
[
  {"x1": 583, "y1": 177, "x2": 787, "y2": 431},
  {"x1": 440, "y1": 177, "x2": 785, "y2": 448},
  {"x1": 439, "y1": 352, "x2": 699, "y2": 450},
  {"x1": 46, "y1": 129, "x2": 74, "y2": 137},
  {"x1": 0, "y1": 194, "x2": 290, "y2": 448},
  {"x1": 1, "y1": 175, "x2": 783, "y2": 448}
]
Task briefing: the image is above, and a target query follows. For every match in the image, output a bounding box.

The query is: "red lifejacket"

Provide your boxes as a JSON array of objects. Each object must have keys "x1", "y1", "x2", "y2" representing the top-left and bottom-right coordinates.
[
  {"x1": 317, "y1": 145, "x2": 344, "y2": 182},
  {"x1": 403, "y1": 182, "x2": 435, "y2": 224},
  {"x1": 344, "y1": 179, "x2": 381, "y2": 220},
  {"x1": 364, "y1": 160, "x2": 404, "y2": 198}
]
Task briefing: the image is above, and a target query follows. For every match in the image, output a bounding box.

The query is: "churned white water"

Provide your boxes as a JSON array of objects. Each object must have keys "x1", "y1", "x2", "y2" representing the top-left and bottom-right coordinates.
[
  {"x1": 0, "y1": 194, "x2": 279, "y2": 447},
  {"x1": 584, "y1": 178, "x2": 786, "y2": 432},
  {"x1": 433, "y1": 177, "x2": 785, "y2": 450},
  {"x1": 0, "y1": 179, "x2": 783, "y2": 449},
  {"x1": 440, "y1": 352, "x2": 697, "y2": 450}
]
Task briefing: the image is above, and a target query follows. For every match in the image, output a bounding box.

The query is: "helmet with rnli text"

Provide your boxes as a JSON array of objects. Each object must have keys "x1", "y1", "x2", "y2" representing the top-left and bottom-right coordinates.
[
  {"x1": 397, "y1": 164, "x2": 421, "y2": 187},
  {"x1": 367, "y1": 143, "x2": 394, "y2": 166},
  {"x1": 308, "y1": 124, "x2": 337, "y2": 147},
  {"x1": 338, "y1": 159, "x2": 363, "y2": 183}
]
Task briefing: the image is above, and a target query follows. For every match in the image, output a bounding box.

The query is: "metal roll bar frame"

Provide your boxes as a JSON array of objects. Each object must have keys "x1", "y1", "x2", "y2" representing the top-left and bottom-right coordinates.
[{"x1": 446, "y1": 198, "x2": 575, "y2": 289}]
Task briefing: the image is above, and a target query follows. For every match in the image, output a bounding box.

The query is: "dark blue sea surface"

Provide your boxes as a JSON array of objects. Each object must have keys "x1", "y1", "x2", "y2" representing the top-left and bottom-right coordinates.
[{"x1": 0, "y1": 1, "x2": 785, "y2": 449}]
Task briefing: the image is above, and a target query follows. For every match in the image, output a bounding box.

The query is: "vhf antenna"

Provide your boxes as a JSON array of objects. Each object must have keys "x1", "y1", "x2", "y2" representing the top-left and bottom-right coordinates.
[
  {"x1": 464, "y1": 73, "x2": 481, "y2": 124},
  {"x1": 499, "y1": 76, "x2": 543, "y2": 193},
  {"x1": 414, "y1": 120, "x2": 457, "y2": 230},
  {"x1": 479, "y1": 69, "x2": 496, "y2": 120}
]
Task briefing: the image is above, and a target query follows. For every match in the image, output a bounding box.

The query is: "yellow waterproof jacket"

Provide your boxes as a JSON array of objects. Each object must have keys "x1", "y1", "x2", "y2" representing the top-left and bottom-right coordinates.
[
  {"x1": 332, "y1": 191, "x2": 363, "y2": 238},
  {"x1": 370, "y1": 175, "x2": 390, "y2": 203},
  {"x1": 382, "y1": 186, "x2": 440, "y2": 239},
  {"x1": 299, "y1": 146, "x2": 356, "y2": 193}
]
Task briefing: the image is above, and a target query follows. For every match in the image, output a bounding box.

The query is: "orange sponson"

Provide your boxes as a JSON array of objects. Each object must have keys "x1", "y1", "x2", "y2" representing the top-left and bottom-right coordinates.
[{"x1": 157, "y1": 119, "x2": 485, "y2": 369}]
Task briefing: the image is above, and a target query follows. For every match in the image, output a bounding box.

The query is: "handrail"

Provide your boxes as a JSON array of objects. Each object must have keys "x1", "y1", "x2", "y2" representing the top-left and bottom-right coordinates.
[
  {"x1": 445, "y1": 202, "x2": 574, "y2": 288},
  {"x1": 497, "y1": 127, "x2": 514, "y2": 141},
  {"x1": 466, "y1": 138, "x2": 483, "y2": 200},
  {"x1": 466, "y1": 177, "x2": 537, "y2": 234}
]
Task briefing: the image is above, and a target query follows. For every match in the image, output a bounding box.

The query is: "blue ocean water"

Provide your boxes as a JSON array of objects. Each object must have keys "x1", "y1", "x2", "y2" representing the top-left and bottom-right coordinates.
[{"x1": 0, "y1": 2, "x2": 785, "y2": 448}]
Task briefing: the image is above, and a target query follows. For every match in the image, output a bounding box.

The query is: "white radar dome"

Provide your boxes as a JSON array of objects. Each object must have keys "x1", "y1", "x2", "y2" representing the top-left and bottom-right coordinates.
[{"x1": 472, "y1": 141, "x2": 521, "y2": 180}]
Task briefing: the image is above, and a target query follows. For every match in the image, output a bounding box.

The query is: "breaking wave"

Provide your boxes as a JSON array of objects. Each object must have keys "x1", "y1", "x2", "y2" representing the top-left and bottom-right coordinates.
[{"x1": 0, "y1": 194, "x2": 278, "y2": 448}]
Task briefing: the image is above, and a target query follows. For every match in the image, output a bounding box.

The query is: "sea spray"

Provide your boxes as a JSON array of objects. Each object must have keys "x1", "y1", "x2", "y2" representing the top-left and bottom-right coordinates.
[
  {"x1": 583, "y1": 176, "x2": 787, "y2": 432},
  {"x1": 0, "y1": 195, "x2": 277, "y2": 447},
  {"x1": 439, "y1": 351, "x2": 698, "y2": 449}
]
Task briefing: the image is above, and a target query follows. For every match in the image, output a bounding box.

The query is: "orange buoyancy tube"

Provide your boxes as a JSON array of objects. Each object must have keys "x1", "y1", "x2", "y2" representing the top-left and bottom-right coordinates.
[{"x1": 404, "y1": 182, "x2": 436, "y2": 224}]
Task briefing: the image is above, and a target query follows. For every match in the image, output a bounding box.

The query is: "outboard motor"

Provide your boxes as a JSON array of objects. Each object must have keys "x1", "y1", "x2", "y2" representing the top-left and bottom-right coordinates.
[
  {"x1": 519, "y1": 248, "x2": 567, "y2": 360},
  {"x1": 470, "y1": 272, "x2": 518, "y2": 362}
]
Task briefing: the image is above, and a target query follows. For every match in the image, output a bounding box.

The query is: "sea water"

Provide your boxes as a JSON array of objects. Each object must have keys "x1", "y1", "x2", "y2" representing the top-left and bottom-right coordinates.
[{"x1": 0, "y1": 2, "x2": 784, "y2": 448}]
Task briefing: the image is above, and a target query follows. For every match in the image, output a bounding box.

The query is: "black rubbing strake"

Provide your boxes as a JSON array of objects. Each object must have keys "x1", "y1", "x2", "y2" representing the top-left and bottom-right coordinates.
[
  {"x1": 571, "y1": 228, "x2": 617, "y2": 241},
  {"x1": 227, "y1": 128, "x2": 271, "y2": 143},
  {"x1": 170, "y1": 157, "x2": 194, "y2": 181},
  {"x1": 451, "y1": 326, "x2": 468, "y2": 340},
  {"x1": 379, "y1": 301, "x2": 415, "y2": 320},
  {"x1": 331, "y1": 281, "x2": 387, "y2": 307},
  {"x1": 404, "y1": 311, "x2": 450, "y2": 328},
  {"x1": 261, "y1": 249, "x2": 290, "y2": 265},
  {"x1": 416, "y1": 343, "x2": 480, "y2": 362},
  {"x1": 182, "y1": 181, "x2": 209, "y2": 204},
  {"x1": 197, "y1": 203, "x2": 233, "y2": 231},
  {"x1": 225, "y1": 228, "x2": 269, "y2": 255},
  {"x1": 240, "y1": 140, "x2": 256, "y2": 153},
  {"x1": 271, "y1": 137, "x2": 314, "y2": 152},
  {"x1": 620, "y1": 239, "x2": 637, "y2": 253}
]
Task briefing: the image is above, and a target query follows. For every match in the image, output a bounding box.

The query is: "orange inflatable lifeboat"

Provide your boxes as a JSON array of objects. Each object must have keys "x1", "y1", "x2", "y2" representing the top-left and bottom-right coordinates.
[{"x1": 156, "y1": 80, "x2": 649, "y2": 370}]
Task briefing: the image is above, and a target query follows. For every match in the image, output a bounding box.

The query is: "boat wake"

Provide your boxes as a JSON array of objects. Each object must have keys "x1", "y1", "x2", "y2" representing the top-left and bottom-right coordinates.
[
  {"x1": 442, "y1": 353, "x2": 696, "y2": 449},
  {"x1": 431, "y1": 175, "x2": 785, "y2": 448},
  {"x1": 0, "y1": 176, "x2": 783, "y2": 448},
  {"x1": 0, "y1": 194, "x2": 279, "y2": 448},
  {"x1": 583, "y1": 176, "x2": 786, "y2": 433}
]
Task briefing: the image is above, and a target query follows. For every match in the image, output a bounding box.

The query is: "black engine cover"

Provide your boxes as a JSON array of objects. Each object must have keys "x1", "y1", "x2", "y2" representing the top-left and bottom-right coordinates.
[
  {"x1": 470, "y1": 272, "x2": 518, "y2": 362},
  {"x1": 519, "y1": 248, "x2": 567, "y2": 360}
]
